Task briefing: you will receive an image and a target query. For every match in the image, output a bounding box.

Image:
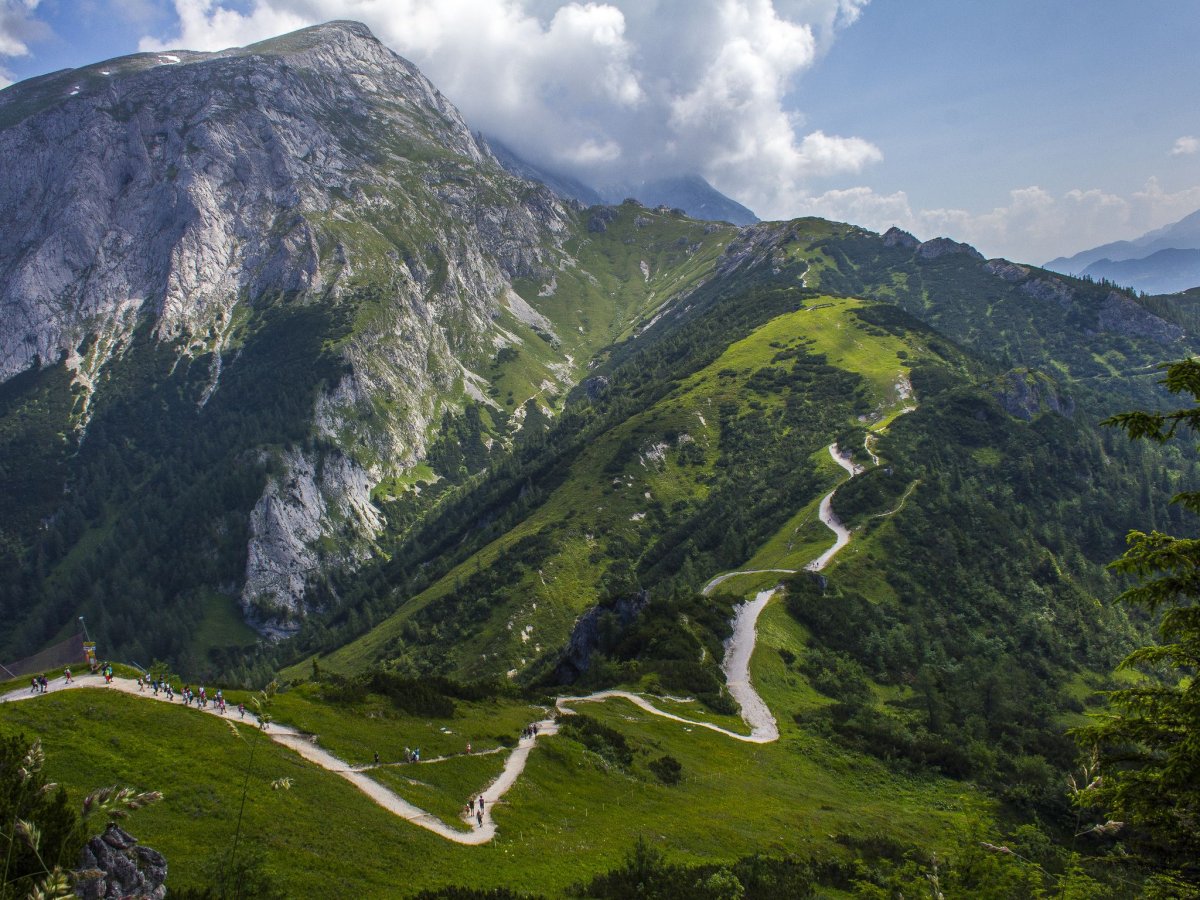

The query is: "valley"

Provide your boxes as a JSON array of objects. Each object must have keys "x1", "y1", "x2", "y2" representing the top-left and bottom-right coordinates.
[{"x1": 0, "y1": 19, "x2": 1197, "y2": 898}]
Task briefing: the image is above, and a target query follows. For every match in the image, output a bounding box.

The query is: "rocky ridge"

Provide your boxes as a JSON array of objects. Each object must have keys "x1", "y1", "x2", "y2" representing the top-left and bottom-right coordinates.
[{"x1": 0, "y1": 21, "x2": 572, "y2": 633}]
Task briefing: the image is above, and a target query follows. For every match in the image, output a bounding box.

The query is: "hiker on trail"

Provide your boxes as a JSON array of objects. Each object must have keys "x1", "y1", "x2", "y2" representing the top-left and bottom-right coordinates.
[
  {"x1": 39, "y1": 675, "x2": 48, "y2": 693},
  {"x1": 137, "y1": 676, "x2": 145, "y2": 692},
  {"x1": 373, "y1": 751, "x2": 380, "y2": 765},
  {"x1": 476, "y1": 809, "x2": 483, "y2": 827},
  {"x1": 29, "y1": 677, "x2": 37, "y2": 694},
  {"x1": 238, "y1": 702, "x2": 245, "y2": 719},
  {"x1": 63, "y1": 667, "x2": 72, "y2": 684},
  {"x1": 478, "y1": 796, "x2": 485, "y2": 813},
  {"x1": 465, "y1": 742, "x2": 471, "y2": 754}
]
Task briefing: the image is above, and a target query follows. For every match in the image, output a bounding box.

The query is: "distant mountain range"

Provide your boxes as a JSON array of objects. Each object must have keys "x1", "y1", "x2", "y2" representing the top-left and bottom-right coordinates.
[
  {"x1": 486, "y1": 137, "x2": 759, "y2": 225},
  {"x1": 1046, "y1": 208, "x2": 1200, "y2": 293}
]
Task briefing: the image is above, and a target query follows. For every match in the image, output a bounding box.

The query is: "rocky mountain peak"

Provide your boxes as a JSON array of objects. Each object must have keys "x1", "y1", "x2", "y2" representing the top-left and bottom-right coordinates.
[
  {"x1": 0, "y1": 21, "x2": 570, "y2": 634},
  {"x1": 882, "y1": 226, "x2": 919, "y2": 249}
]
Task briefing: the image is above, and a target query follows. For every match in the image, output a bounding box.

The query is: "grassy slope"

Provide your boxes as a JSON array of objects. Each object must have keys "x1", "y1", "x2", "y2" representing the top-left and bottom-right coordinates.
[
  {"x1": 306, "y1": 294, "x2": 931, "y2": 682},
  {"x1": 0, "y1": 680, "x2": 991, "y2": 897}
]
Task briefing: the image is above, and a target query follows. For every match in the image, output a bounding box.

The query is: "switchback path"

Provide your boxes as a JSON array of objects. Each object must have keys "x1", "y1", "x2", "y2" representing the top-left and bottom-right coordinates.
[
  {"x1": 0, "y1": 400, "x2": 915, "y2": 845},
  {"x1": 0, "y1": 608, "x2": 775, "y2": 845}
]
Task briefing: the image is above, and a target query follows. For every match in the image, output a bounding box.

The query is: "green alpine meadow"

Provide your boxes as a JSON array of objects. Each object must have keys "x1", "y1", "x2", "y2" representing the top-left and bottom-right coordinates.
[{"x1": 0, "y1": 16, "x2": 1197, "y2": 900}]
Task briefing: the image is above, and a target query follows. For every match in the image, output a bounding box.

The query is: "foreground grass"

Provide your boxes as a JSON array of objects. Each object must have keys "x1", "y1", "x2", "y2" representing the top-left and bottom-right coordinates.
[
  {"x1": 369, "y1": 752, "x2": 509, "y2": 833},
  {"x1": 0, "y1": 676, "x2": 994, "y2": 897},
  {"x1": 267, "y1": 682, "x2": 541, "y2": 767}
]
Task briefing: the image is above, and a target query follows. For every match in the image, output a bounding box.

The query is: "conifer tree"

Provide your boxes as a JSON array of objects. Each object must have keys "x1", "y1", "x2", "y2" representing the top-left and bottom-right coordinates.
[{"x1": 1076, "y1": 358, "x2": 1200, "y2": 869}]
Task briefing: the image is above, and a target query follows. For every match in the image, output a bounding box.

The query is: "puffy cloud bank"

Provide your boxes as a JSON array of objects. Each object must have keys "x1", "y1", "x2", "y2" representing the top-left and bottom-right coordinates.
[
  {"x1": 139, "y1": 0, "x2": 879, "y2": 216},
  {"x1": 0, "y1": 0, "x2": 47, "y2": 87},
  {"x1": 1171, "y1": 136, "x2": 1199, "y2": 157},
  {"x1": 800, "y1": 178, "x2": 1200, "y2": 264}
]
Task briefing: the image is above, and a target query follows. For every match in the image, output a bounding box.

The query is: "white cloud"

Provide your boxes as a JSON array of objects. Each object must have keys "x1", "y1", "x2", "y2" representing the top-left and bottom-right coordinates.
[
  {"x1": 140, "y1": 0, "x2": 880, "y2": 199},
  {"x1": 794, "y1": 177, "x2": 1200, "y2": 264},
  {"x1": 1171, "y1": 135, "x2": 1199, "y2": 156},
  {"x1": 0, "y1": 0, "x2": 44, "y2": 59}
]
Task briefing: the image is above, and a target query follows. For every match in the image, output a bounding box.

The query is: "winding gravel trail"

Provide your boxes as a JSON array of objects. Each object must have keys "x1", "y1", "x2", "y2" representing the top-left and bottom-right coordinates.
[
  {"x1": 1, "y1": 401, "x2": 914, "y2": 845},
  {"x1": 0, "y1": 611, "x2": 775, "y2": 846}
]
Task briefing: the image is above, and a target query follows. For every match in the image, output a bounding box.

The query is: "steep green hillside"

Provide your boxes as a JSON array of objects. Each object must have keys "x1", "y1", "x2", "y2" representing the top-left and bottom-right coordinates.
[
  {"x1": 4, "y1": 213, "x2": 1195, "y2": 896},
  {"x1": 0, "y1": 679, "x2": 991, "y2": 897},
  {"x1": 307, "y1": 293, "x2": 940, "y2": 684}
]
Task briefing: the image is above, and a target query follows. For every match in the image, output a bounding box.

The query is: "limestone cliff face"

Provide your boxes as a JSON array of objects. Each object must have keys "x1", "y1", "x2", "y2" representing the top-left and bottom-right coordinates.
[{"x1": 0, "y1": 21, "x2": 571, "y2": 633}]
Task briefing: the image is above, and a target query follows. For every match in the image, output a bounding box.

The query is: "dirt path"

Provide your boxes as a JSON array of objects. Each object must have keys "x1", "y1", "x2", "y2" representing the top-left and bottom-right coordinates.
[
  {"x1": 1, "y1": 398, "x2": 915, "y2": 846},
  {"x1": 701, "y1": 570, "x2": 795, "y2": 596},
  {"x1": 805, "y1": 489, "x2": 851, "y2": 572},
  {"x1": 720, "y1": 589, "x2": 779, "y2": 741},
  {"x1": 0, "y1": 624, "x2": 776, "y2": 846}
]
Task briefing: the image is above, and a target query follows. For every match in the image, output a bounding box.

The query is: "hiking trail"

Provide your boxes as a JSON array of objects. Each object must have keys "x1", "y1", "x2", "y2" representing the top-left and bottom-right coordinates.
[{"x1": 1, "y1": 393, "x2": 916, "y2": 845}]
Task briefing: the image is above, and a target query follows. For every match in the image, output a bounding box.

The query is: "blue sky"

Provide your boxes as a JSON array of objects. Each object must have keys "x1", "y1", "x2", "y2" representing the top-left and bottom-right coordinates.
[{"x1": 1, "y1": 0, "x2": 1197, "y2": 263}]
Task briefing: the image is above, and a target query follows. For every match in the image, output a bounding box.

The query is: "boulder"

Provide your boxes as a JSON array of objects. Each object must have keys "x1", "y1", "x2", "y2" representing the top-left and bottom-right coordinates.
[{"x1": 75, "y1": 825, "x2": 167, "y2": 900}]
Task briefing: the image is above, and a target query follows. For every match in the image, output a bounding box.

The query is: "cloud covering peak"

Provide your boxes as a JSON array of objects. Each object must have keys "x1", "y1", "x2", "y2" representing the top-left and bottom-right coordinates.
[{"x1": 136, "y1": 0, "x2": 878, "y2": 218}]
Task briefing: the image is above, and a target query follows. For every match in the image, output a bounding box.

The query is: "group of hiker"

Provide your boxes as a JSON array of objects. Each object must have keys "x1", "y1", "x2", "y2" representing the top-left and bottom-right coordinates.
[
  {"x1": 464, "y1": 794, "x2": 486, "y2": 827},
  {"x1": 135, "y1": 676, "x2": 246, "y2": 718},
  {"x1": 28, "y1": 664, "x2": 77, "y2": 693},
  {"x1": 22, "y1": 663, "x2": 252, "y2": 721}
]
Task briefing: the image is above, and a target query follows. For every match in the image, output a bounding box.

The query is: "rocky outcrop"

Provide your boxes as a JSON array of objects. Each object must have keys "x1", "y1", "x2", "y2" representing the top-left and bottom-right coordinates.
[
  {"x1": 985, "y1": 260, "x2": 1076, "y2": 310},
  {"x1": 990, "y1": 369, "x2": 1074, "y2": 421},
  {"x1": 242, "y1": 448, "x2": 383, "y2": 634},
  {"x1": 580, "y1": 375, "x2": 610, "y2": 401},
  {"x1": 983, "y1": 259, "x2": 1030, "y2": 283},
  {"x1": 75, "y1": 825, "x2": 166, "y2": 900},
  {"x1": 555, "y1": 591, "x2": 649, "y2": 682},
  {"x1": 916, "y1": 237, "x2": 985, "y2": 262},
  {"x1": 1096, "y1": 291, "x2": 1184, "y2": 345},
  {"x1": 882, "y1": 226, "x2": 919, "y2": 249},
  {"x1": 0, "y1": 21, "x2": 575, "y2": 634},
  {"x1": 982, "y1": 259, "x2": 1184, "y2": 344}
]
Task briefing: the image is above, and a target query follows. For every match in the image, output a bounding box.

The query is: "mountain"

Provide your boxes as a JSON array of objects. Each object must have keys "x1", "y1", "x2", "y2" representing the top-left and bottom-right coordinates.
[
  {"x1": 1046, "y1": 207, "x2": 1200, "y2": 292},
  {"x1": 487, "y1": 138, "x2": 759, "y2": 225},
  {"x1": 484, "y1": 136, "x2": 603, "y2": 206},
  {"x1": 0, "y1": 22, "x2": 1196, "y2": 897},
  {"x1": 0, "y1": 20, "x2": 583, "y2": 655},
  {"x1": 597, "y1": 174, "x2": 760, "y2": 225},
  {"x1": 1073, "y1": 247, "x2": 1200, "y2": 295}
]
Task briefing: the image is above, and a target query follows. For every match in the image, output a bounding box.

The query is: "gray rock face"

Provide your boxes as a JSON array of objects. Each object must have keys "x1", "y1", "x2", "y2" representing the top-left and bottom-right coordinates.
[
  {"x1": 983, "y1": 259, "x2": 1030, "y2": 283},
  {"x1": 916, "y1": 237, "x2": 984, "y2": 262},
  {"x1": 991, "y1": 368, "x2": 1075, "y2": 421},
  {"x1": 983, "y1": 260, "x2": 1184, "y2": 345},
  {"x1": 75, "y1": 825, "x2": 166, "y2": 900},
  {"x1": 1096, "y1": 291, "x2": 1184, "y2": 345},
  {"x1": 0, "y1": 21, "x2": 572, "y2": 632},
  {"x1": 556, "y1": 590, "x2": 649, "y2": 682},
  {"x1": 243, "y1": 448, "x2": 384, "y2": 636},
  {"x1": 882, "y1": 226, "x2": 920, "y2": 249},
  {"x1": 580, "y1": 375, "x2": 610, "y2": 401}
]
